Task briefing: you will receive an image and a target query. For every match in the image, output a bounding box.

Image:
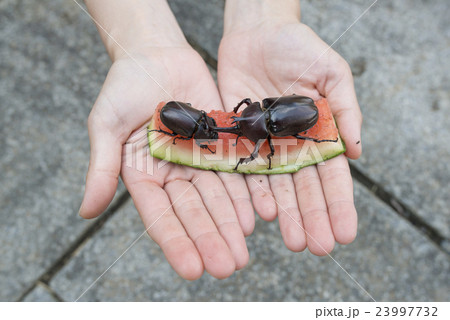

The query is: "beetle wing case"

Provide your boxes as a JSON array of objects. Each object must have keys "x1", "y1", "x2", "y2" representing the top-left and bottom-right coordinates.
[
  {"x1": 160, "y1": 101, "x2": 203, "y2": 137},
  {"x1": 264, "y1": 95, "x2": 319, "y2": 136}
]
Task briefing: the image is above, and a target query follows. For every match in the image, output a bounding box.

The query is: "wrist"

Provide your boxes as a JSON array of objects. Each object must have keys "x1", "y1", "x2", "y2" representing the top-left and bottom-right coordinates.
[
  {"x1": 85, "y1": 0, "x2": 189, "y2": 61},
  {"x1": 223, "y1": 0, "x2": 300, "y2": 35}
]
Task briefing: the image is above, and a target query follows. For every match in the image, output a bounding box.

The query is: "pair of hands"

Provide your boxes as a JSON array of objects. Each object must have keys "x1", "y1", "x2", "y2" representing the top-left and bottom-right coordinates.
[{"x1": 79, "y1": 20, "x2": 362, "y2": 280}]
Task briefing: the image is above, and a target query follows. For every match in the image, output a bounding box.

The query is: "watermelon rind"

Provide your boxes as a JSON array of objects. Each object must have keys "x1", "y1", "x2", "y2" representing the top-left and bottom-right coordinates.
[{"x1": 147, "y1": 116, "x2": 346, "y2": 175}]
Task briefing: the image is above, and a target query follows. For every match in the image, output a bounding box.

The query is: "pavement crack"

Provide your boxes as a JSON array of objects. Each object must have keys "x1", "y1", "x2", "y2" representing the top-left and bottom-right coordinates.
[
  {"x1": 349, "y1": 164, "x2": 449, "y2": 255},
  {"x1": 182, "y1": 39, "x2": 449, "y2": 256},
  {"x1": 16, "y1": 190, "x2": 131, "y2": 301},
  {"x1": 186, "y1": 35, "x2": 217, "y2": 70}
]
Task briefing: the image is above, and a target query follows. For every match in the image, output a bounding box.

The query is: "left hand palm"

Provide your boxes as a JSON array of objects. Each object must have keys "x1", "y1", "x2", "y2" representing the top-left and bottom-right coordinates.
[
  {"x1": 81, "y1": 48, "x2": 252, "y2": 279},
  {"x1": 218, "y1": 22, "x2": 362, "y2": 254}
]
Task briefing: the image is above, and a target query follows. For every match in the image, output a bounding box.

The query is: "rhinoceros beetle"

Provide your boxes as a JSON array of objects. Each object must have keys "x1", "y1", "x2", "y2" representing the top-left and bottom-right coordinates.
[
  {"x1": 212, "y1": 95, "x2": 338, "y2": 170},
  {"x1": 150, "y1": 96, "x2": 338, "y2": 170},
  {"x1": 149, "y1": 101, "x2": 218, "y2": 153}
]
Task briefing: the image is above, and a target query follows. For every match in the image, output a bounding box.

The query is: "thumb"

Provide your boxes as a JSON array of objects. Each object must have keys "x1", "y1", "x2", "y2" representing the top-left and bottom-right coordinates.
[
  {"x1": 79, "y1": 109, "x2": 123, "y2": 219},
  {"x1": 325, "y1": 64, "x2": 363, "y2": 160}
]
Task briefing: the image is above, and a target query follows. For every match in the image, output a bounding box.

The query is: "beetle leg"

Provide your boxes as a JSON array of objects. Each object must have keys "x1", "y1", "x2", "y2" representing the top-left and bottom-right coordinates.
[
  {"x1": 148, "y1": 128, "x2": 182, "y2": 144},
  {"x1": 198, "y1": 144, "x2": 216, "y2": 154},
  {"x1": 148, "y1": 128, "x2": 178, "y2": 136},
  {"x1": 234, "y1": 139, "x2": 264, "y2": 170},
  {"x1": 147, "y1": 128, "x2": 193, "y2": 145},
  {"x1": 172, "y1": 135, "x2": 193, "y2": 145},
  {"x1": 266, "y1": 136, "x2": 275, "y2": 170},
  {"x1": 232, "y1": 134, "x2": 242, "y2": 146},
  {"x1": 195, "y1": 137, "x2": 216, "y2": 154},
  {"x1": 200, "y1": 110, "x2": 210, "y2": 130},
  {"x1": 231, "y1": 116, "x2": 243, "y2": 125},
  {"x1": 233, "y1": 98, "x2": 252, "y2": 113},
  {"x1": 293, "y1": 134, "x2": 338, "y2": 143}
]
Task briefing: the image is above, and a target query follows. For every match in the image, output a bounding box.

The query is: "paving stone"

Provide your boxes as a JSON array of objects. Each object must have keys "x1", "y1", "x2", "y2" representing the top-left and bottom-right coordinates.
[
  {"x1": 311, "y1": 0, "x2": 450, "y2": 238},
  {"x1": 48, "y1": 181, "x2": 449, "y2": 301},
  {"x1": 169, "y1": 0, "x2": 224, "y2": 60},
  {"x1": 22, "y1": 283, "x2": 58, "y2": 302},
  {"x1": 0, "y1": 0, "x2": 124, "y2": 301},
  {"x1": 2, "y1": 0, "x2": 448, "y2": 304},
  {"x1": 172, "y1": 0, "x2": 450, "y2": 237}
]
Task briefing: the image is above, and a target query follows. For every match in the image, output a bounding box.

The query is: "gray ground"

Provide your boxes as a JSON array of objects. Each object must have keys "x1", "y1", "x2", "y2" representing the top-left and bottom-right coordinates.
[{"x1": 0, "y1": 0, "x2": 448, "y2": 301}]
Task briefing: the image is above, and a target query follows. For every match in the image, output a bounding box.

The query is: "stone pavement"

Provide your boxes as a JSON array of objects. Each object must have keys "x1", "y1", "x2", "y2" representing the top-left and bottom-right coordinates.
[{"x1": 0, "y1": 0, "x2": 448, "y2": 301}]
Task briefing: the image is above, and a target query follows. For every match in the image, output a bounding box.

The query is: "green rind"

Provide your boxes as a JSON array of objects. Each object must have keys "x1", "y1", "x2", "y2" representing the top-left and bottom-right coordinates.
[{"x1": 148, "y1": 117, "x2": 346, "y2": 174}]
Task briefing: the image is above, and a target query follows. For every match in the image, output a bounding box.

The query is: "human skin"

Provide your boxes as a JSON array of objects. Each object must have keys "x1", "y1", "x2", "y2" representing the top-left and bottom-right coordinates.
[
  {"x1": 79, "y1": 0, "x2": 362, "y2": 281},
  {"x1": 80, "y1": 0, "x2": 253, "y2": 280},
  {"x1": 218, "y1": 0, "x2": 362, "y2": 254}
]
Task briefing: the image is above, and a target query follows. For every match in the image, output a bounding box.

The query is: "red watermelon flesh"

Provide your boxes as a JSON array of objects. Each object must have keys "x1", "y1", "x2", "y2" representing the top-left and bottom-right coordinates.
[{"x1": 148, "y1": 99, "x2": 345, "y2": 174}]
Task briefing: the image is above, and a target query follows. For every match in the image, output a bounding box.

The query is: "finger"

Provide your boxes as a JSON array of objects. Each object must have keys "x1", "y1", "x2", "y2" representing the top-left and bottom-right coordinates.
[
  {"x1": 165, "y1": 179, "x2": 236, "y2": 279},
  {"x1": 218, "y1": 94, "x2": 277, "y2": 220},
  {"x1": 325, "y1": 63, "x2": 363, "y2": 160},
  {"x1": 217, "y1": 172, "x2": 255, "y2": 236},
  {"x1": 245, "y1": 175, "x2": 277, "y2": 221},
  {"x1": 317, "y1": 155, "x2": 357, "y2": 244},
  {"x1": 194, "y1": 171, "x2": 249, "y2": 270},
  {"x1": 79, "y1": 111, "x2": 122, "y2": 219},
  {"x1": 124, "y1": 179, "x2": 203, "y2": 280},
  {"x1": 268, "y1": 174, "x2": 307, "y2": 252},
  {"x1": 293, "y1": 166, "x2": 335, "y2": 256}
]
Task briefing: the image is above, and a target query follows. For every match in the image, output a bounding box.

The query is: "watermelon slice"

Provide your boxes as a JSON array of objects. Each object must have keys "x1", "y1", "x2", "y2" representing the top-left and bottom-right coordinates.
[{"x1": 148, "y1": 99, "x2": 345, "y2": 174}]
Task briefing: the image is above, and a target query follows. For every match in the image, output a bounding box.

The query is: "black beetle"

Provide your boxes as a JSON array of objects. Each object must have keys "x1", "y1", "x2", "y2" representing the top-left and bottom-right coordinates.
[
  {"x1": 149, "y1": 101, "x2": 218, "y2": 153},
  {"x1": 213, "y1": 95, "x2": 338, "y2": 170}
]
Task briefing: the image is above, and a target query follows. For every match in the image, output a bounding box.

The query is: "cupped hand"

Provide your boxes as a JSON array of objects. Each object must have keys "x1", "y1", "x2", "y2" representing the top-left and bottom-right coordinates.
[
  {"x1": 79, "y1": 47, "x2": 253, "y2": 279},
  {"x1": 218, "y1": 22, "x2": 362, "y2": 255}
]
